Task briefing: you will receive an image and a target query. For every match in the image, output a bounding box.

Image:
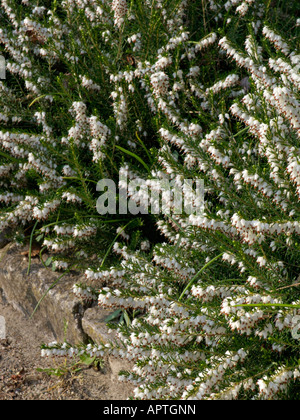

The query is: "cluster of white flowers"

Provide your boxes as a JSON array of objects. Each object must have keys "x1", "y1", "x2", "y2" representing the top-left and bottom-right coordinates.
[
  {"x1": 53, "y1": 260, "x2": 69, "y2": 271},
  {"x1": 150, "y1": 72, "x2": 170, "y2": 97},
  {"x1": 257, "y1": 367, "x2": 300, "y2": 399},
  {"x1": 43, "y1": 238, "x2": 76, "y2": 253},
  {"x1": 110, "y1": 84, "x2": 128, "y2": 129},
  {"x1": 194, "y1": 32, "x2": 218, "y2": 53},
  {"x1": 206, "y1": 74, "x2": 239, "y2": 95},
  {"x1": 0, "y1": 195, "x2": 38, "y2": 231},
  {"x1": 153, "y1": 248, "x2": 196, "y2": 279},
  {"x1": 52, "y1": 223, "x2": 97, "y2": 239},
  {"x1": 62, "y1": 192, "x2": 83, "y2": 204},
  {"x1": 80, "y1": 75, "x2": 101, "y2": 92},
  {"x1": 98, "y1": 287, "x2": 147, "y2": 311},
  {"x1": 262, "y1": 26, "x2": 290, "y2": 56},
  {"x1": 0, "y1": 192, "x2": 23, "y2": 205},
  {"x1": 140, "y1": 240, "x2": 151, "y2": 252},
  {"x1": 127, "y1": 33, "x2": 142, "y2": 52},
  {"x1": 85, "y1": 267, "x2": 126, "y2": 287},
  {"x1": 41, "y1": 342, "x2": 78, "y2": 359},
  {"x1": 74, "y1": 224, "x2": 97, "y2": 239},
  {"x1": 33, "y1": 200, "x2": 61, "y2": 221},
  {"x1": 73, "y1": 283, "x2": 98, "y2": 302},
  {"x1": 111, "y1": 0, "x2": 127, "y2": 28}
]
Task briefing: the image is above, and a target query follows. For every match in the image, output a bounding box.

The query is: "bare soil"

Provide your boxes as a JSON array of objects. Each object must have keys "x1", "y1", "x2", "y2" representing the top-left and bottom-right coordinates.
[{"x1": 0, "y1": 295, "x2": 132, "y2": 400}]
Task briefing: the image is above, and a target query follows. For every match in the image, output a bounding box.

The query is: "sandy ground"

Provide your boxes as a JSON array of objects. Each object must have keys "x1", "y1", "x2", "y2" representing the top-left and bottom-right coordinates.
[{"x1": 0, "y1": 293, "x2": 132, "y2": 400}]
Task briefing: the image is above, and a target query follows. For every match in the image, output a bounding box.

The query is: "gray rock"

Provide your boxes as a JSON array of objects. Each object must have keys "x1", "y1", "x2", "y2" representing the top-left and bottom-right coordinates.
[
  {"x1": 0, "y1": 243, "x2": 87, "y2": 343},
  {"x1": 82, "y1": 306, "x2": 117, "y2": 344}
]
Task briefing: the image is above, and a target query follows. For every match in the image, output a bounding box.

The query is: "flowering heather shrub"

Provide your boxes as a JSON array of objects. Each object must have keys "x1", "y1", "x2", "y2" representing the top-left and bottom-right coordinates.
[
  {"x1": 0, "y1": 0, "x2": 184, "y2": 269},
  {"x1": 1, "y1": 0, "x2": 300, "y2": 400}
]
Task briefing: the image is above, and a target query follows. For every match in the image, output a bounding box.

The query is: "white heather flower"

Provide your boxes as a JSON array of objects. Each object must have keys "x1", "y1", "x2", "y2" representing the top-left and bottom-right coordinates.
[
  {"x1": 150, "y1": 72, "x2": 170, "y2": 97},
  {"x1": 141, "y1": 240, "x2": 151, "y2": 251},
  {"x1": 112, "y1": 0, "x2": 127, "y2": 28}
]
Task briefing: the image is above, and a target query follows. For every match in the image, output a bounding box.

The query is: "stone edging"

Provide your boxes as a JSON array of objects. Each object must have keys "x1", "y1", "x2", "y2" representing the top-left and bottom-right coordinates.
[{"x1": 0, "y1": 243, "x2": 116, "y2": 345}]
